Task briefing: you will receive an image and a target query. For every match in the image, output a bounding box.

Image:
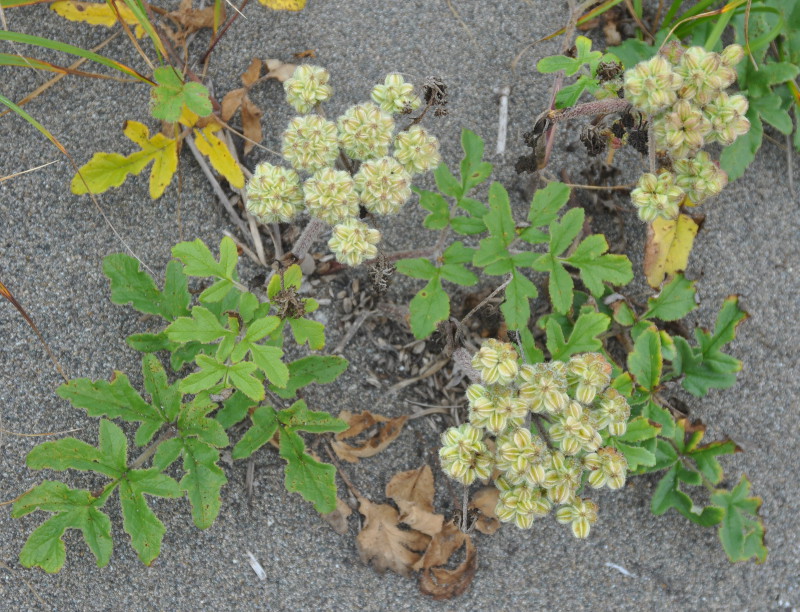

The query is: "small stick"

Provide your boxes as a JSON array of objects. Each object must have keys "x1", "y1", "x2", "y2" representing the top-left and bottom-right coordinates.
[
  {"x1": 247, "y1": 213, "x2": 268, "y2": 266},
  {"x1": 185, "y1": 135, "x2": 252, "y2": 241},
  {"x1": 460, "y1": 275, "x2": 512, "y2": 328},
  {"x1": 333, "y1": 310, "x2": 376, "y2": 353},
  {"x1": 223, "y1": 230, "x2": 262, "y2": 266},
  {"x1": 271, "y1": 223, "x2": 284, "y2": 259},
  {"x1": 494, "y1": 86, "x2": 511, "y2": 155},
  {"x1": 323, "y1": 440, "x2": 362, "y2": 500}
]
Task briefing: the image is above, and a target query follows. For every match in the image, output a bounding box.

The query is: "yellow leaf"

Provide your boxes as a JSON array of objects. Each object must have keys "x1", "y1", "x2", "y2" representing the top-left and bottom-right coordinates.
[
  {"x1": 258, "y1": 0, "x2": 306, "y2": 11},
  {"x1": 71, "y1": 120, "x2": 178, "y2": 199},
  {"x1": 194, "y1": 124, "x2": 245, "y2": 189},
  {"x1": 51, "y1": 1, "x2": 146, "y2": 38},
  {"x1": 643, "y1": 214, "x2": 700, "y2": 288},
  {"x1": 178, "y1": 105, "x2": 200, "y2": 128}
]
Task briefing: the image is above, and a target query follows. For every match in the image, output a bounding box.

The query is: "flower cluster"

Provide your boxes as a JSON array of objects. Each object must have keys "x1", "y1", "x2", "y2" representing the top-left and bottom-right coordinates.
[
  {"x1": 622, "y1": 44, "x2": 748, "y2": 222},
  {"x1": 244, "y1": 66, "x2": 440, "y2": 267},
  {"x1": 439, "y1": 342, "x2": 632, "y2": 537}
]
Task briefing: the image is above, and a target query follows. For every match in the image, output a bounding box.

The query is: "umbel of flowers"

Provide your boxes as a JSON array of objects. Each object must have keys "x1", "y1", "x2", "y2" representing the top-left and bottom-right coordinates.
[
  {"x1": 624, "y1": 44, "x2": 747, "y2": 223},
  {"x1": 245, "y1": 66, "x2": 440, "y2": 266},
  {"x1": 439, "y1": 340, "x2": 631, "y2": 538}
]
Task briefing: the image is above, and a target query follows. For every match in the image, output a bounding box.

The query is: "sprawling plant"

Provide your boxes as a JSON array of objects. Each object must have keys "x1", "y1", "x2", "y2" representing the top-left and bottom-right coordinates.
[{"x1": 13, "y1": 238, "x2": 349, "y2": 572}]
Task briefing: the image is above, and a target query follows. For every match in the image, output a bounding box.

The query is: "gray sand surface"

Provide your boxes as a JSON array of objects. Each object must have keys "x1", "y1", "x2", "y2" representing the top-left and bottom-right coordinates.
[{"x1": 1, "y1": 1, "x2": 798, "y2": 610}]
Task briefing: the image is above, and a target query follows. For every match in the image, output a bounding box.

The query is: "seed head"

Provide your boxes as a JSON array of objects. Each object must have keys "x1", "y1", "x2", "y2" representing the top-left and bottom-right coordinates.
[
  {"x1": 624, "y1": 55, "x2": 683, "y2": 114},
  {"x1": 354, "y1": 156, "x2": 412, "y2": 215},
  {"x1": 245, "y1": 162, "x2": 304, "y2": 223},
  {"x1": 327, "y1": 217, "x2": 381, "y2": 267},
  {"x1": 282, "y1": 115, "x2": 339, "y2": 172},
  {"x1": 471, "y1": 339, "x2": 519, "y2": 386},
  {"x1": 284, "y1": 65, "x2": 333, "y2": 114},
  {"x1": 371, "y1": 73, "x2": 422, "y2": 114},
  {"x1": 630, "y1": 172, "x2": 685, "y2": 223},
  {"x1": 673, "y1": 151, "x2": 728, "y2": 204},
  {"x1": 337, "y1": 102, "x2": 395, "y2": 161},
  {"x1": 303, "y1": 168, "x2": 359, "y2": 224},
  {"x1": 393, "y1": 125, "x2": 441, "y2": 174}
]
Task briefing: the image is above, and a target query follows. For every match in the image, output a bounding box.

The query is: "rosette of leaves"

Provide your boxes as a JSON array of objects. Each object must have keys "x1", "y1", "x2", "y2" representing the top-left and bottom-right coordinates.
[{"x1": 14, "y1": 238, "x2": 350, "y2": 572}]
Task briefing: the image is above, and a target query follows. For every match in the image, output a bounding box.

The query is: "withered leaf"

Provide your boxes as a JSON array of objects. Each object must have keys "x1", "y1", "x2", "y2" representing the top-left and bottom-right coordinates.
[
  {"x1": 241, "y1": 58, "x2": 262, "y2": 88},
  {"x1": 331, "y1": 410, "x2": 407, "y2": 463},
  {"x1": 264, "y1": 58, "x2": 297, "y2": 82},
  {"x1": 241, "y1": 97, "x2": 263, "y2": 155},
  {"x1": 418, "y1": 521, "x2": 478, "y2": 600},
  {"x1": 168, "y1": 0, "x2": 221, "y2": 35},
  {"x1": 293, "y1": 49, "x2": 316, "y2": 58},
  {"x1": 356, "y1": 496, "x2": 430, "y2": 577},
  {"x1": 386, "y1": 465, "x2": 444, "y2": 536},
  {"x1": 321, "y1": 497, "x2": 352, "y2": 535},
  {"x1": 470, "y1": 487, "x2": 501, "y2": 535},
  {"x1": 221, "y1": 88, "x2": 246, "y2": 122}
]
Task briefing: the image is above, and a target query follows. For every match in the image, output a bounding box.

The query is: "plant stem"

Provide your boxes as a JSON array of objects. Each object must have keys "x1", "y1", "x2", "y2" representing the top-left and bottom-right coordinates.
[
  {"x1": 548, "y1": 98, "x2": 632, "y2": 123},
  {"x1": 130, "y1": 427, "x2": 177, "y2": 470},
  {"x1": 648, "y1": 120, "x2": 657, "y2": 173},
  {"x1": 291, "y1": 217, "x2": 327, "y2": 261},
  {"x1": 460, "y1": 275, "x2": 512, "y2": 328}
]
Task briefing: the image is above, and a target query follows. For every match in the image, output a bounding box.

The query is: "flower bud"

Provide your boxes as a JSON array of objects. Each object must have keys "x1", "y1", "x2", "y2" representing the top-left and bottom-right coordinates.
[
  {"x1": 654, "y1": 100, "x2": 711, "y2": 159},
  {"x1": 284, "y1": 65, "x2": 333, "y2": 114},
  {"x1": 624, "y1": 55, "x2": 683, "y2": 114},
  {"x1": 337, "y1": 102, "x2": 395, "y2": 161},
  {"x1": 354, "y1": 156, "x2": 412, "y2": 215},
  {"x1": 327, "y1": 218, "x2": 381, "y2": 266},
  {"x1": 673, "y1": 151, "x2": 728, "y2": 204},
  {"x1": 393, "y1": 125, "x2": 441, "y2": 174},
  {"x1": 245, "y1": 162, "x2": 304, "y2": 223},
  {"x1": 281, "y1": 114, "x2": 339, "y2": 172},
  {"x1": 471, "y1": 339, "x2": 519, "y2": 386},
  {"x1": 304, "y1": 168, "x2": 359, "y2": 224},
  {"x1": 630, "y1": 171, "x2": 685, "y2": 223},
  {"x1": 371, "y1": 73, "x2": 422, "y2": 114},
  {"x1": 555, "y1": 497, "x2": 598, "y2": 538}
]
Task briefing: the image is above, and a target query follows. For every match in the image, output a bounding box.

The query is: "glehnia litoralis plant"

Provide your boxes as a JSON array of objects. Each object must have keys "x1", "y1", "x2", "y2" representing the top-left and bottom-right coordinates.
[
  {"x1": 246, "y1": 66, "x2": 439, "y2": 267},
  {"x1": 13, "y1": 239, "x2": 350, "y2": 573},
  {"x1": 440, "y1": 343, "x2": 630, "y2": 538}
]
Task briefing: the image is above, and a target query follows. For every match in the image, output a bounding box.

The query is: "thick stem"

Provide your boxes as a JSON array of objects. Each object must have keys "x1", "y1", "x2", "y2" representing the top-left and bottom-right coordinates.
[
  {"x1": 648, "y1": 120, "x2": 657, "y2": 174},
  {"x1": 291, "y1": 218, "x2": 327, "y2": 261},
  {"x1": 548, "y1": 98, "x2": 632, "y2": 123}
]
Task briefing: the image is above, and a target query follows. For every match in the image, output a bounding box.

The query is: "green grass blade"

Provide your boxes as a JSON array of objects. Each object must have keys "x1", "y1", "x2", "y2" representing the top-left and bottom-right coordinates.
[
  {"x1": 115, "y1": 0, "x2": 165, "y2": 59},
  {"x1": 0, "y1": 52, "x2": 116, "y2": 78},
  {"x1": 0, "y1": 30, "x2": 153, "y2": 84}
]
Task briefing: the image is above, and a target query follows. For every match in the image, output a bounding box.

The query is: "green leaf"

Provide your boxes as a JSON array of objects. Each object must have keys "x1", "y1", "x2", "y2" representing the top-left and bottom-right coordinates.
[
  {"x1": 720, "y1": 108, "x2": 762, "y2": 181},
  {"x1": 103, "y1": 254, "x2": 190, "y2": 320},
  {"x1": 652, "y1": 465, "x2": 724, "y2": 526},
  {"x1": 459, "y1": 129, "x2": 493, "y2": 192},
  {"x1": 711, "y1": 476, "x2": 767, "y2": 563},
  {"x1": 433, "y1": 163, "x2": 463, "y2": 199},
  {"x1": 249, "y1": 344, "x2": 289, "y2": 388},
  {"x1": 214, "y1": 390, "x2": 256, "y2": 429},
  {"x1": 751, "y1": 95, "x2": 793, "y2": 135},
  {"x1": 172, "y1": 237, "x2": 236, "y2": 280},
  {"x1": 118, "y1": 469, "x2": 181, "y2": 565},
  {"x1": 564, "y1": 234, "x2": 633, "y2": 296},
  {"x1": 166, "y1": 306, "x2": 231, "y2": 344},
  {"x1": 474, "y1": 236, "x2": 513, "y2": 274},
  {"x1": 179, "y1": 437, "x2": 227, "y2": 528},
  {"x1": 151, "y1": 66, "x2": 212, "y2": 122},
  {"x1": 232, "y1": 405, "x2": 279, "y2": 459},
  {"x1": 408, "y1": 276, "x2": 449, "y2": 339},
  {"x1": 614, "y1": 440, "x2": 656, "y2": 470},
  {"x1": 501, "y1": 271, "x2": 538, "y2": 330},
  {"x1": 745, "y1": 61, "x2": 800, "y2": 98},
  {"x1": 484, "y1": 182, "x2": 516, "y2": 246},
  {"x1": 178, "y1": 397, "x2": 230, "y2": 447},
  {"x1": 141, "y1": 354, "x2": 180, "y2": 426},
  {"x1": 615, "y1": 416, "x2": 661, "y2": 442},
  {"x1": 546, "y1": 310, "x2": 610, "y2": 361},
  {"x1": 518, "y1": 326, "x2": 544, "y2": 363},
  {"x1": 450, "y1": 215, "x2": 487, "y2": 235},
  {"x1": 279, "y1": 428, "x2": 338, "y2": 513},
  {"x1": 627, "y1": 325, "x2": 662, "y2": 391},
  {"x1": 228, "y1": 361, "x2": 264, "y2": 401},
  {"x1": 180, "y1": 354, "x2": 228, "y2": 393},
  {"x1": 13, "y1": 482, "x2": 112, "y2": 573},
  {"x1": 555, "y1": 75, "x2": 597, "y2": 108},
  {"x1": 688, "y1": 440, "x2": 739, "y2": 485},
  {"x1": 288, "y1": 317, "x2": 325, "y2": 350},
  {"x1": 643, "y1": 274, "x2": 697, "y2": 321},
  {"x1": 439, "y1": 263, "x2": 478, "y2": 286},
  {"x1": 396, "y1": 258, "x2": 438, "y2": 280},
  {"x1": 416, "y1": 189, "x2": 450, "y2": 229},
  {"x1": 529, "y1": 181, "x2": 570, "y2": 227},
  {"x1": 456, "y1": 196, "x2": 488, "y2": 218},
  {"x1": 277, "y1": 399, "x2": 348, "y2": 434},
  {"x1": 673, "y1": 296, "x2": 748, "y2": 396},
  {"x1": 273, "y1": 355, "x2": 349, "y2": 399},
  {"x1": 534, "y1": 254, "x2": 573, "y2": 315},
  {"x1": 548, "y1": 207, "x2": 584, "y2": 256},
  {"x1": 442, "y1": 241, "x2": 476, "y2": 265},
  {"x1": 57, "y1": 370, "x2": 164, "y2": 447},
  {"x1": 126, "y1": 332, "x2": 174, "y2": 354}
]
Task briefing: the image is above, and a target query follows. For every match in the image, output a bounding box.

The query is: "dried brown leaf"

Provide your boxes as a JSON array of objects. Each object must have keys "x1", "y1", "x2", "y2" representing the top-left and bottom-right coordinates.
[
  {"x1": 386, "y1": 465, "x2": 435, "y2": 512},
  {"x1": 241, "y1": 96, "x2": 263, "y2": 155},
  {"x1": 293, "y1": 49, "x2": 316, "y2": 58},
  {"x1": 241, "y1": 58, "x2": 262, "y2": 88},
  {"x1": 418, "y1": 521, "x2": 477, "y2": 600},
  {"x1": 470, "y1": 487, "x2": 501, "y2": 535},
  {"x1": 321, "y1": 497, "x2": 352, "y2": 535},
  {"x1": 220, "y1": 88, "x2": 245, "y2": 122},
  {"x1": 396, "y1": 501, "x2": 444, "y2": 537},
  {"x1": 331, "y1": 410, "x2": 407, "y2": 463},
  {"x1": 264, "y1": 58, "x2": 297, "y2": 82},
  {"x1": 356, "y1": 496, "x2": 430, "y2": 577},
  {"x1": 169, "y1": 0, "x2": 221, "y2": 34}
]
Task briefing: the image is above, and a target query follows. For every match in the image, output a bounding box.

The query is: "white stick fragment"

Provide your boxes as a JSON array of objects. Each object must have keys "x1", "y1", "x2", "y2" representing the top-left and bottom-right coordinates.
[
  {"x1": 246, "y1": 551, "x2": 267, "y2": 581},
  {"x1": 605, "y1": 562, "x2": 636, "y2": 577},
  {"x1": 493, "y1": 86, "x2": 511, "y2": 155}
]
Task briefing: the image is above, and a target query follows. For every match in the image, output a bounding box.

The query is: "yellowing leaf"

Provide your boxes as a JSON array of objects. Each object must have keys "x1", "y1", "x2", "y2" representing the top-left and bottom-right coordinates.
[
  {"x1": 193, "y1": 124, "x2": 245, "y2": 189},
  {"x1": 71, "y1": 120, "x2": 178, "y2": 199},
  {"x1": 644, "y1": 214, "x2": 700, "y2": 288},
  {"x1": 51, "y1": 1, "x2": 145, "y2": 38},
  {"x1": 258, "y1": 0, "x2": 306, "y2": 11}
]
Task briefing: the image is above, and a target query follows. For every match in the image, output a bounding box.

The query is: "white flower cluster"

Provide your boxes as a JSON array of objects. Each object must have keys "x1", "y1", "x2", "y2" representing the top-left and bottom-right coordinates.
[
  {"x1": 440, "y1": 341, "x2": 631, "y2": 538},
  {"x1": 245, "y1": 67, "x2": 440, "y2": 266}
]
